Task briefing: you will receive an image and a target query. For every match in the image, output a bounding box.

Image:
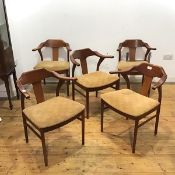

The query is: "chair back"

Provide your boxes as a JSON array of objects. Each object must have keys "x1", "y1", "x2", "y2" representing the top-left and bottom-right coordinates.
[
  {"x1": 71, "y1": 48, "x2": 98, "y2": 74},
  {"x1": 17, "y1": 69, "x2": 53, "y2": 104},
  {"x1": 131, "y1": 63, "x2": 167, "y2": 98},
  {"x1": 38, "y1": 39, "x2": 70, "y2": 61},
  {"x1": 118, "y1": 39, "x2": 152, "y2": 61}
]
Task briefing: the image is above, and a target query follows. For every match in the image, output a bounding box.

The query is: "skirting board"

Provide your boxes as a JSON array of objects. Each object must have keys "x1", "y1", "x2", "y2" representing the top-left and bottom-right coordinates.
[{"x1": 0, "y1": 76, "x2": 174, "y2": 98}]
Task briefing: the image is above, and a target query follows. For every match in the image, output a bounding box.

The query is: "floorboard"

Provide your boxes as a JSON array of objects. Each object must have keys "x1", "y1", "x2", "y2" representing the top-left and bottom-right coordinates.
[{"x1": 0, "y1": 83, "x2": 175, "y2": 174}]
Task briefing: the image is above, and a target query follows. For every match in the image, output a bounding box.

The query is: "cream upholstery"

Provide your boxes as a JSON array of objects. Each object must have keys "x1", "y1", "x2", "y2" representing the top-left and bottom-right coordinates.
[
  {"x1": 34, "y1": 60, "x2": 69, "y2": 71},
  {"x1": 77, "y1": 71, "x2": 119, "y2": 88},
  {"x1": 23, "y1": 96, "x2": 85, "y2": 128},
  {"x1": 101, "y1": 89, "x2": 159, "y2": 117},
  {"x1": 118, "y1": 60, "x2": 147, "y2": 70}
]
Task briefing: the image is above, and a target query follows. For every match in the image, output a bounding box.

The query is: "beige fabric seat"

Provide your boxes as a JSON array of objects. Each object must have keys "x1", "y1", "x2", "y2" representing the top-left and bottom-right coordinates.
[
  {"x1": 77, "y1": 71, "x2": 119, "y2": 88},
  {"x1": 34, "y1": 60, "x2": 70, "y2": 71},
  {"x1": 23, "y1": 96, "x2": 85, "y2": 128},
  {"x1": 118, "y1": 60, "x2": 147, "y2": 70},
  {"x1": 101, "y1": 89, "x2": 159, "y2": 117}
]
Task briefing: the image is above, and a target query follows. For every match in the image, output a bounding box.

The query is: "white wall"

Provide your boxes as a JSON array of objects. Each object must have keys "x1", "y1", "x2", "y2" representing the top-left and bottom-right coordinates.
[{"x1": 4, "y1": 0, "x2": 175, "y2": 81}]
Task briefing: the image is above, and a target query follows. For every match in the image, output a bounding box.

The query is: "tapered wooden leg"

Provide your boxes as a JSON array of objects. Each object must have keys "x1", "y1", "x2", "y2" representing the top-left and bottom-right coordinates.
[
  {"x1": 116, "y1": 79, "x2": 120, "y2": 90},
  {"x1": 154, "y1": 107, "x2": 160, "y2": 135},
  {"x1": 132, "y1": 120, "x2": 139, "y2": 153},
  {"x1": 66, "y1": 71, "x2": 70, "y2": 96},
  {"x1": 3, "y1": 76, "x2": 13, "y2": 110},
  {"x1": 56, "y1": 80, "x2": 64, "y2": 96},
  {"x1": 82, "y1": 111, "x2": 85, "y2": 145},
  {"x1": 101, "y1": 100, "x2": 104, "y2": 132},
  {"x1": 12, "y1": 69, "x2": 19, "y2": 99},
  {"x1": 43, "y1": 79, "x2": 46, "y2": 84},
  {"x1": 22, "y1": 116, "x2": 28, "y2": 143},
  {"x1": 96, "y1": 91, "x2": 98, "y2": 97},
  {"x1": 41, "y1": 132, "x2": 48, "y2": 166},
  {"x1": 72, "y1": 82, "x2": 75, "y2": 100},
  {"x1": 86, "y1": 91, "x2": 89, "y2": 119},
  {"x1": 117, "y1": 74, "x2": 121, "y2": 90}
]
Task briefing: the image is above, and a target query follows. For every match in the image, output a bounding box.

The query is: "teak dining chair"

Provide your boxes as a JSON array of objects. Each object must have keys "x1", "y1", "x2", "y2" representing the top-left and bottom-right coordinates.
[
  {"x1": 17, "y1": 69, "x2": 85, "y2": 166},
  {"x1": 70, "y1": 48, "x2": 119, "y2": 118},
  {"x1": 32, "y1": 39, "x2": 72, "y2": 96},
  {"x1": 117, "y1": 39, "x2": 156, "y2": 87},
  {"x1": 101, "y1": 63, "x2": 167, "y2": 153}
]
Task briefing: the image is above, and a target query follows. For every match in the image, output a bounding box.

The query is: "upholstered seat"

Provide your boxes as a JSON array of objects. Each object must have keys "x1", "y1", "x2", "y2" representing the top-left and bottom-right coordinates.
[
  {"x1": 34, "y1": 60, "x2": 70, "y2": 71},
  {"x1": 77, "y1": 71, "x2": 119, "y2": 89},
  {"x1": 101, "y1": 89, "x2": 159, "y2": 117},
  {"x1": 118, "y1": 60, "x2": 147, "y2": 70},
  {"x1": 23, "y1": 96, "x2": 85, "y2": 128}
]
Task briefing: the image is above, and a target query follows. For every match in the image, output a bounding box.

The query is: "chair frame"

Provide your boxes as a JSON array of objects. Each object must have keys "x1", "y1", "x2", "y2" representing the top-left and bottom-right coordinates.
[
  {"x1": 70, "y1": 48, "x2": 119, "y2": 118},
  {"x1": 101, "y1": 63, "x2": 167, "y2": 153},
  {"x1": 17, "y1": 69, "x2": 85, "y2": 166},
  {"x1": 32, "y1": 39, "x2": 72, "y2": 96},
  {"x1": 117, "y1": 39, "x2": 156, "y2": 87}
]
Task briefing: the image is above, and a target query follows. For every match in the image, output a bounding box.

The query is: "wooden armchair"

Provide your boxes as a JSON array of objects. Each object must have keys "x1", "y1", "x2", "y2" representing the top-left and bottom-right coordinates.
[
  {"x1": 32, "y1": 39, "x2": 72, "y2": 96},
  {"x1": 101, "y1": 63, "x2": 167, "y2": 153},
  {"x1": 70, "y1": 48, "x2": 119, "y2": 118},
  {"x1": 17, "y1": 69, "x2": 85, "y2": 166},
  {"x1": 117, "y1": 39, "x2": 156, "y2": 87}
]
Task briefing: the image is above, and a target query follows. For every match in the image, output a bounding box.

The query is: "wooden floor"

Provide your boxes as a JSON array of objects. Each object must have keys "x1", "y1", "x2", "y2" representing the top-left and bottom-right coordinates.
[{"x1": 0, "y1": 83, "x2": 175, "y2": 175}]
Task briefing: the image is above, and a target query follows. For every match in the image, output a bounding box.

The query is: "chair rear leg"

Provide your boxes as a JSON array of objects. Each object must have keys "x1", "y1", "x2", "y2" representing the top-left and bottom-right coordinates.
[
  {"x1": 86, "y1": 91, "x2": 89, "y2": 119},
  {"x1": 66, "y1": 71, "x2": 70, "y2": 96},
  {"x1": 154, "y1": 107, "x2": 160, "y2": 136},
  {"x1": 132, "y1": 120, "x2": 139, "y2": 153},
  {"x1": 101, "y1": 100, "x2": 104, "y2": 132},
  {"x1": 96, "y1": 91, "x2": 98, "y2": 97},
  {"x1": 117, "y1": 74, "x2": 121, "y2": 90},
  {"x1": 41, "y1": 132, "x2": 48, "y2": 166},
  {"x1": 116, "y1": 79, "x2": 120, "y2": 90},
  {"x1": 82, "y1": 111, "x2": 85, "y2": 145},
  {"x1": 43, "y1": 79, "x2": 46, "y2": 84},
  {"x1": 22, "y1": 116, "x2": 28, "y2": 143},
  {"x1": 72, "y1": 82, "x2": 75, "y2": 100}
]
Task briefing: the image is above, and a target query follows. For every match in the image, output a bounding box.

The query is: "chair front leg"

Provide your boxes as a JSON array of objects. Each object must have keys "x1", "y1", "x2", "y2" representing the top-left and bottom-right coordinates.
[
  {"x1": 132, "y1": 120, "x2": 139, "y2": 153},
  {"x1": 154, "y1": 106, "x2": 161, "y2": 136},
  {"x1": 101, "y1": 100, "x2": 104, "y2": 132},
  {"x1": 22, "y1": 115, "x2": 28, "y2": 143},
  {"x1": 41, "y1": 132, "x2": 48, "y2": 166},
  {"x1": 86, "y1": 91, "x2": 89, "y2": 118}
]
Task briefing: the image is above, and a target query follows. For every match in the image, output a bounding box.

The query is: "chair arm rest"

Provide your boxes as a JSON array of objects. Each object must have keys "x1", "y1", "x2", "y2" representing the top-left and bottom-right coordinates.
[
  {"x1": 94, "y1": 51, "x2": 114, "y2": 58},
  {"x1": 152, "y1": 75, "x2": 167, "y2": 90},
  {"x1": 117, "y1": 43, "x2": 122, "y2": 51},
  {"x1": 52, "y1": 71, "x2": 77, "y2": 82},
  {"x1": 66, "y1": 43, "x2": 72, "y2": 52},
  {"x1": 70, "y1": 55, "x2": 80, "y2": 66},
  {"x1": 144, "y1": 43, "x2": 156, "y2": 50},
  {"x1": 16, "y1": 81, "x2": 30, "y2": 99},
  {"x1": 32, "y1": 42, "x2": 44, "y2": 51}
]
